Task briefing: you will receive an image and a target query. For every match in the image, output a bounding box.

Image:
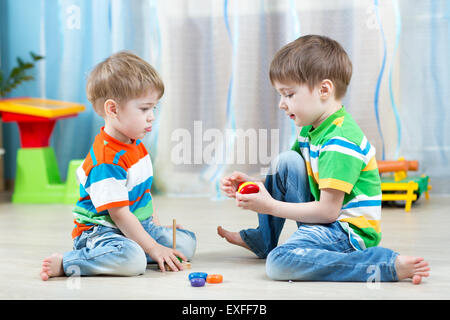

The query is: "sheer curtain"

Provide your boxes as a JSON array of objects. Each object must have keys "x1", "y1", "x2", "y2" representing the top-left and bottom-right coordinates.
[
  {"x1": 153, "y1": 0, "x2": 450, "y2": 196},
  {"x1": 2, "y1": 0, "x2": 449, "y2": 197}
]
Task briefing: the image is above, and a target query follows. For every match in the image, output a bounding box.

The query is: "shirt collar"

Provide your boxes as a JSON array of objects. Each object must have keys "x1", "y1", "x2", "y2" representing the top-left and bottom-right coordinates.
[
  {"x1": 99, "y1": 126, "x2": 137, "y2": 150},
  {"x1": 308, "y1": 106, "x2": 346, "y2": 140}
]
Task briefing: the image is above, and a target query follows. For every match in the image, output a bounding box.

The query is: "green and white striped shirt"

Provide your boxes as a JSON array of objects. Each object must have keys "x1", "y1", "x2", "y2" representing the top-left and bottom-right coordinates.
[{"x1": 292, "y1": 106, "x2": 382, "y2": 250}]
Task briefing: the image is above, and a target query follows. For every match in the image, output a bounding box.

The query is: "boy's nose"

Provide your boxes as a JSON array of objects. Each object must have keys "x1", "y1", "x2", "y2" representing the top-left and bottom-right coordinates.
[
  {"x1": 147, "y1": 111, "x2": 155, "y2": 122},
  {"x1": 278, "y1": 99, "x2": 287, "y2": 110}
]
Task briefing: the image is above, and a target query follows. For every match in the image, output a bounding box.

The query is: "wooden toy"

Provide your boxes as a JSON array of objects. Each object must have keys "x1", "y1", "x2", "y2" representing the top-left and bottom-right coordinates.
[
  {"x1": 237, "y1": 181, "x2": 259, "y2": 194},
  {"x1": 378, "y1": 158, "x2": 431, "y2": 212},
  {"x1": 164, "y1": 219, "x2": 191, "y2": 271}
]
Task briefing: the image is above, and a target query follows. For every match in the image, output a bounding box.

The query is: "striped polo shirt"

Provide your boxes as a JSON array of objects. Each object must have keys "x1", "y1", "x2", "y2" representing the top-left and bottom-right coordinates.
[
  {"x1": 291, "y1": 106, "x2": 382, "y2": 250},
  {"x1": 71, "y1": 127, "x2": 154, "y2": 239}
]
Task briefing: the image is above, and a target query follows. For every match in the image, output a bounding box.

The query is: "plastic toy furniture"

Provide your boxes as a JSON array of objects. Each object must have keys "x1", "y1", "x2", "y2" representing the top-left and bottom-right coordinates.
[
  {"x1": 0, "y1": 97, "x2": 85, "y2": 204},
  {"x1": 378, "y1": 158, "x2": 431, "y2": 212},
  {"x1": 378, "y1": 159, "x2": 418, "y2": 182},
  {"x1": 64, "y1": 159, "x2": 83, "y2": 204}
]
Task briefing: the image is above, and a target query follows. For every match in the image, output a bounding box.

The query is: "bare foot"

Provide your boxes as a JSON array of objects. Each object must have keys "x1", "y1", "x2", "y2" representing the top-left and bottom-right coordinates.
[
  {"x1": 217, "y1": 226, "x2": 251, "y2": 251},
  {"x1": 395, "y1": 255, "x2": 430, "y2": 284},
  {"x1": 40, "y1": 253, "x2": 65, "y2": 281}
]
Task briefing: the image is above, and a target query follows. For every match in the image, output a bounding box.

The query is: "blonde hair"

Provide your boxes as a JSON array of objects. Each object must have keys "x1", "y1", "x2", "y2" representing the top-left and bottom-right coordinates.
[
  {"x1": 269, "y1": 35, "x2": 352, "y2": 99},
  {"x1": 86, "y1": 51, "x2": 164, "y2": 116}
]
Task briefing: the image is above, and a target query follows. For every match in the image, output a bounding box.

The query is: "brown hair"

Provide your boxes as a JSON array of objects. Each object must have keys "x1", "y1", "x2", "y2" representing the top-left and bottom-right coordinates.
[
  {"x1": 269, "y1": 35, "x2": 352, "y2": 99},
  {"x1": 86, "y1": 51, "x2": 164, "y2": 116}
]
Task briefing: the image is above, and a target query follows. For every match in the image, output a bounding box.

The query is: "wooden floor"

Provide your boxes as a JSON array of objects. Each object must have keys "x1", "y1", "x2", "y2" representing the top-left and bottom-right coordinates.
[{"x1": 0, "y1": 193, "x2": 449, "y2": 300}]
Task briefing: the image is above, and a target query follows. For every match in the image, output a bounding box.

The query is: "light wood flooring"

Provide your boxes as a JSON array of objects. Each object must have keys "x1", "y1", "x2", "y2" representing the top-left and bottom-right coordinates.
[{"x1": 0, "y1": 194, "x2": 449, "y2": 300}]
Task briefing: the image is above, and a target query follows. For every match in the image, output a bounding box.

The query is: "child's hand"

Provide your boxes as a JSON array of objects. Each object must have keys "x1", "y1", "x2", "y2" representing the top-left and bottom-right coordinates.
[
  {"x1": 235, "y1": 181, "x2": 275, "y2": 214},
  {"x1": 148, "y1": 243, "x2": 187, "y2": 272},
  {"x1": 220, "y1": 171, "x2": 253, "y2": 198}
]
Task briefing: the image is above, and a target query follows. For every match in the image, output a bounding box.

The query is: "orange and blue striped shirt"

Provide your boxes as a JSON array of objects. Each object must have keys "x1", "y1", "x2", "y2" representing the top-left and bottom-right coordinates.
[{"x1": 71, "y1": 127, "x2": 154, "y2": 239}]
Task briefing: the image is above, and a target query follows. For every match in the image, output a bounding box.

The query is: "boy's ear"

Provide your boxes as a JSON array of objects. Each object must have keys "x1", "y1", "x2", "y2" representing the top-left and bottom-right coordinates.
[
  {"x1": 104, "y1": 99, "x2": 119, "y2": 118},
  {"x1": 319, "y1": 79, "x2": 334, "y2": 99}
]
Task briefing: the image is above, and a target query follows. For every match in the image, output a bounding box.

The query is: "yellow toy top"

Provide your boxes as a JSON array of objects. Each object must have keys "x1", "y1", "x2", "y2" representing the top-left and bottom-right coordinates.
[{"x1": 0, "y1": 97, "x2": 85, "y2": 118}]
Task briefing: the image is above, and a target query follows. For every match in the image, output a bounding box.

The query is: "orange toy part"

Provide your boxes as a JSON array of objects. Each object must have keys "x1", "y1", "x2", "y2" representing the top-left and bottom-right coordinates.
[
  {"x1": 377, "y1": 160, "x2": 418, "y2": 173},
  {"x1": 237, "y1": 182, "x2": 259, "y2": 194},
  {"x1": 206, "y1": 274, "x2": 223, "y2": 284}
]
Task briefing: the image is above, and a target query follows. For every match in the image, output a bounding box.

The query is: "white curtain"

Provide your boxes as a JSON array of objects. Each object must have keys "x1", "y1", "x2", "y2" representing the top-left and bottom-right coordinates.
[
  {"x1": 151, "y1": 0, "x2": 450, "y2": 196},
  {"x1": 3, "y1": 0, "x2": 449, "y2": 196}
]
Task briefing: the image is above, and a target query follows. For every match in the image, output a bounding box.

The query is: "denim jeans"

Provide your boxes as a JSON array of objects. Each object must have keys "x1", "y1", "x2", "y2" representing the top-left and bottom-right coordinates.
[
  {"x1": 62, "y1": 216, "x2": 197, "y2": 276},
  {"x1": 240, "y1": 150, "x2": 399, "y2": 282}
]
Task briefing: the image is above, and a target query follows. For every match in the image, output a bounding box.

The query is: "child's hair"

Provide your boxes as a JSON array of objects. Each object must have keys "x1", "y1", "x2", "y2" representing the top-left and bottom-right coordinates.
[
  {"x1": 269, "y1": 34, "x2": 352, "y2": 99},
  {"x1": 86, "y1": 51, "x2": 164, "y2": 116}
]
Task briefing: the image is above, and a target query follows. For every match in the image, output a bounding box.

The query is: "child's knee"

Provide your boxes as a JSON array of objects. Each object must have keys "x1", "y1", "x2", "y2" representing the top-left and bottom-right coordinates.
[
  {"x1": 119, "y1": 241, "x2": 147, "y2": 276},
  {"x1": 265, "y1": 247, "x2": 287, "y2": 280},
  {"x1": 176, "y1": 230, "x2": 197, "y2": 261},
  {"x1": 278, "y1": 150, "x2": 302, "y2": 162},
  {"x1": 266, "y1": 245, "x2": 308, "y2": 281},
  {"x1": 276, "y1": 150, "x2": 306, "y2": 173},
  {"x1": 267, "y1": 151, "x2": 307, "y2": 181}
]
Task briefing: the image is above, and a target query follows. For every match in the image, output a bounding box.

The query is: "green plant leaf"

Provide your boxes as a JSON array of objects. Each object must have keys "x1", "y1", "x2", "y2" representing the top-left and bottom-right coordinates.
[
  {"x1": 16, "y1": 57, "x2": 25, "y2": 67},
  {"x1": 9, "y1": 67, "x2": 21, "y2": 78},
  {"x1": 30, "y1": 51, "x2": 44, "y2": 61},
  {"x1": 22, "y1": 63, "x2": 34, "y2": 70},
  {"x1": 0, "y1": 52, "x2": 44, "y2": 97}
]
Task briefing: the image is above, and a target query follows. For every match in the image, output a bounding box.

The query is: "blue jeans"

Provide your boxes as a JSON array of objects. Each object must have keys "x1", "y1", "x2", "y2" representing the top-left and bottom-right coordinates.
[
  {"x1": 62, "y1": 216, "x2": 197, "y2": 276},
  {"x1": 240, "y1": 150, "x2": 399, "y2": 282}
]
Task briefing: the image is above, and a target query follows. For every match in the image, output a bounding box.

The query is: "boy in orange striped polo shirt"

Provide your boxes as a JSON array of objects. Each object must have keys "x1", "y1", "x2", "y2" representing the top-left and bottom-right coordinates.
[{"x1": 40, "y1": 51, "x2": 196, "y2": 280}]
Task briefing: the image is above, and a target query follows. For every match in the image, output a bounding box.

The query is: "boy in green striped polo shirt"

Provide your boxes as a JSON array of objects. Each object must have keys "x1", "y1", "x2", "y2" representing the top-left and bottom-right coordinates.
[{"x1": 218, "y1": 35, "x2": 429, "y2": 284}]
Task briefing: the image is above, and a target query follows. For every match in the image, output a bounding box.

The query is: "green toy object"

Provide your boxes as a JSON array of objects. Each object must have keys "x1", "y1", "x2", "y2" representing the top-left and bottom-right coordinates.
[
  {"x1": 64, "y1": 159, "x2": 83, "y2": 204},
  {"x1": 12, "y1": 147, "x2": 82, "y2": 204}
]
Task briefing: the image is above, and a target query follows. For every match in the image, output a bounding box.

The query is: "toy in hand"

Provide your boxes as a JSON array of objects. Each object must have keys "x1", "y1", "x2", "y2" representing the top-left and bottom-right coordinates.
[{"x1": 237, "y1": 181, "x2": 259, "y2": 194}]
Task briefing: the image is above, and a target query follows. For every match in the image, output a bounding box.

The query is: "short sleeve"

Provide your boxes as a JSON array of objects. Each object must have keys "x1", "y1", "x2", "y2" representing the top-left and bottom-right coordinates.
[
  {"x1": 84, "y1": 163, "x2": 129, "y2": 211},
  {"x1": 317, "y1": 137, "x2": 364, "y2": 194},
  {"x1": 291, "y1": 139, "x2": 300, "y2": 153}
]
